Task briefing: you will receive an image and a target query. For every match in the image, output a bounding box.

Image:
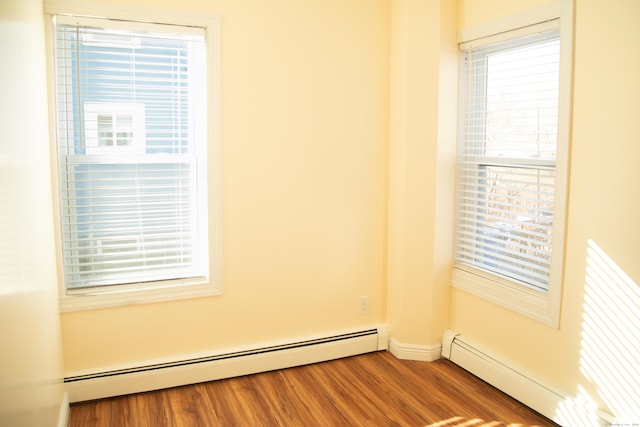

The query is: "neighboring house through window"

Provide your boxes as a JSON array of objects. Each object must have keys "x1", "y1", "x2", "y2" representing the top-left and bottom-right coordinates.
[{"x1": 84, "y1": 102, "x2": 145, "y2": 155}]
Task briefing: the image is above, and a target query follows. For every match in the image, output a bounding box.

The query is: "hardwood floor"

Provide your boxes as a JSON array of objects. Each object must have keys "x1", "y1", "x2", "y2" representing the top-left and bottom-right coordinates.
[{"x1": 69, "y1": 351, "x2": 559, "y2": 427}]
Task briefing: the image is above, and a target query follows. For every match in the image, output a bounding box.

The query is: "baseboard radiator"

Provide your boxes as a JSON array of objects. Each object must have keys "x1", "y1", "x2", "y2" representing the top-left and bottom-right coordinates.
[
  {"x1": 65, "y1": 327, "x2": 386, "y2": 403},
  {"x1": 441, "y1": 329, "x2": 567, "y2": 421},
  {"x1": 441, "y1": 329, "x2": 616, "y2": 426}
]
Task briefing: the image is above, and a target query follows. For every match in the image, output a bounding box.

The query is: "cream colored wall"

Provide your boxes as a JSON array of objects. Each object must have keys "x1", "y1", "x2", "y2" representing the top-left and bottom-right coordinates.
[
  {"x1": 387, "y1": 0, "x2": 456, "y2": 347},
  {"x1": 0, "y1": 0, "x2": 66, "y2": 424},
  {"x1": 452, "y1": 0, "x2": 640, "y2": 421},
  {"x1": 60, "y1": 0, "x2": 390, "y2": 372},
  {"x1": 458, "y1": 0, "x2": 556, "y2": 28}
]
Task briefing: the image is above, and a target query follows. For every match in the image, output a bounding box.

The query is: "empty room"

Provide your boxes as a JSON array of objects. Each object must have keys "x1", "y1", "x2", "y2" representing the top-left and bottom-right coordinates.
[{"x1": 1, "y1": 0, "x2": 639, "y2": 425}]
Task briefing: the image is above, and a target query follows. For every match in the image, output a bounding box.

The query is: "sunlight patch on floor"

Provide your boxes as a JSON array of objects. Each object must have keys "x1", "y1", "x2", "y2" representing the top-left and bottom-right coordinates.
[{"x1": 425, "y1": 417, "x2": 524, "y2": 427}]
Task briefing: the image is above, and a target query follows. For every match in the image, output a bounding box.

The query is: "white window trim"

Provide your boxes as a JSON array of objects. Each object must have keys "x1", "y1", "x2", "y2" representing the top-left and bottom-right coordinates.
[
  {"x1": 45, "y1": 0, "x2": 223, "y2": 312},
  {"x1": 452, "y1": 0, "x2": 573, "y2": 327}
]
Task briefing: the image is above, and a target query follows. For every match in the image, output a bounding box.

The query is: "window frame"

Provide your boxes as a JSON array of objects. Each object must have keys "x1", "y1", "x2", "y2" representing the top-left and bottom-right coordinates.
[
  {"x1": 452, "y1": 0, "x2": 573, "y2": 327},
  {"x1": 45, "y1": 1, "x2": 222, "y2": 312}
]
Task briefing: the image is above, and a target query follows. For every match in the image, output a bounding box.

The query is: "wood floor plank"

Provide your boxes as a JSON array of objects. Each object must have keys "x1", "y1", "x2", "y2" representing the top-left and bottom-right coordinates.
[
  {"x1": 166, "y1": 383, "x2": 217, "y2": 427},
  {"x1": 69, "y1": 351, "x2": 559, "y2": 427},
  {"x1": 306, "y1": 362, "x2": 377, "y2": 424},
  {"x1": 199, "y1": 376, "x2": 246, "y2": 426},
  {"x1": 279, "y1": 361, "x2": 352, "y2": 426},
  {"x1": 251, "y1": 369, "x2": 316, "y2": 425},
  {"x1": 228, "y1": 373, "x2": 278, "y2": 426},
  {"x1": 119, "y1": 388, "x2": 173, "y2": 427},
  {"x1": 320, "y1": 356, "x2": 421, "y2": 425},
  {"x1": 108, "y1": 395, "x2": 134, "y2": 427},
  {"x1": 68, "y1": 396, "x2": 111, "y2": 427}
]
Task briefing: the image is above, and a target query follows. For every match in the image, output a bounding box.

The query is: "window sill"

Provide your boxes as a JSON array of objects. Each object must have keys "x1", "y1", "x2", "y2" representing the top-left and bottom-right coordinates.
[
  {"x1": 59, "y1": 279, "x2": 222, "y2": 312},
  {"x1": 452, "y1": 264, "x2": 560, "y2": 327}
]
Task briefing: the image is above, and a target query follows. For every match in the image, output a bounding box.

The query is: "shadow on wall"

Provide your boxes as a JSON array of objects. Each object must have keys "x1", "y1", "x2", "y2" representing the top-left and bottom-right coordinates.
[{"x1": 556, "y1": 239, "x2": 640, "y2": 426}]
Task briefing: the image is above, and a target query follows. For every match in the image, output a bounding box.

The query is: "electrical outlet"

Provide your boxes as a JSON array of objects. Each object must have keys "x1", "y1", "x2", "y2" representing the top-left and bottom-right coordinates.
[{"x1": 359, "y1": 296, "x2": 369, "y2": 315}]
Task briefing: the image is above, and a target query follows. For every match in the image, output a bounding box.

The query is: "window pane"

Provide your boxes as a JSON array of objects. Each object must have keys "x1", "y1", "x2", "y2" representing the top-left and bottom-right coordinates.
[
  {"x1": 484, "y1": 38, "x2": 560, "y2": 160},
  {"x1": 65, "y1": 162, "x2": 197, "y2": 288},
  {"x1": 467, "y1": 165, "x2": 554, "y2": 289},
  {"x1": 115, "y1": 114, "x2": 133, "y2": 147},
  {"x1": 97, "y1": 114, "x2": 113, "y2": 147}
]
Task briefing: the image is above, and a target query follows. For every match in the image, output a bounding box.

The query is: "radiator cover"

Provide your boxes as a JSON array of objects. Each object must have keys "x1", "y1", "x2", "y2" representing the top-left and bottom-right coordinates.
[
  {"x1": 441, "y1": 329, "x2": 615, "y2": 426},
  {"x1": 65, "y1": 327, "x2": 385, "y2": 402}
]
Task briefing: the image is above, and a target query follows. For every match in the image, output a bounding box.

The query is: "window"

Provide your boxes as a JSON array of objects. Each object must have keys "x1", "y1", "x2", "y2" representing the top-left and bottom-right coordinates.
[
  {"x1": 452, "y1": 5, "x2": 572, "y2": 326},
  {"x1": 50, "y1": 12, "x2": 221, "y2": 310}
]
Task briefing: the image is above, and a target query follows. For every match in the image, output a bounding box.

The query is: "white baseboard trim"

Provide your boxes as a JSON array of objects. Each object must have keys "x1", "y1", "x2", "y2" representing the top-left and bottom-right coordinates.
[
  {"x1": 65, "y1": 326, "x2": 386, "y2": 403},
  {"x1": 57, "y1": 391, "x2": 69, "y2": 427},
  {"x1": 388, "y1": 338, "x2": 442, "y2": 362},
  {"x1": 441, "y1": 329, "x2": 615, "y2": 426}
]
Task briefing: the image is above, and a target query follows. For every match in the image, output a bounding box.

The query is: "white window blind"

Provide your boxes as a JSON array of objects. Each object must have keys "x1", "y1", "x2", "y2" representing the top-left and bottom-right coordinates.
[
  {"x1": 54, "y1": 15, "x2": 209, "y2": 291},
  {"x1": 455, "y1": 24, "x2": 561, "y2": 293}
]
